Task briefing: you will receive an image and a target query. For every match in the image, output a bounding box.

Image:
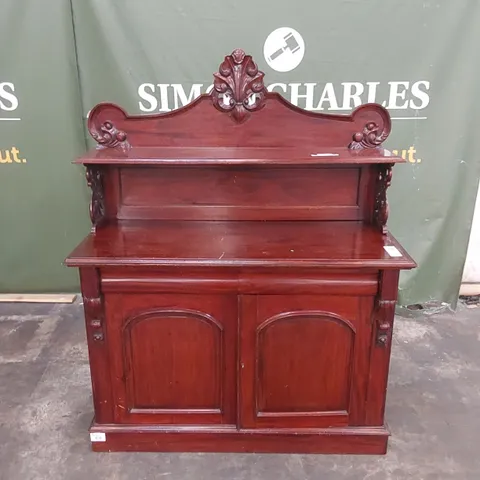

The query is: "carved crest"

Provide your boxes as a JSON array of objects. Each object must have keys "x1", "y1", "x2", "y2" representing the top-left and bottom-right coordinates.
[
  {"x1": 85, "y1": 166, "x2": 105, "y2": 231},
  {"x1": 374, "y1": 163, "x2": 394, "y2": 235},
  {"x1": 212, "y1": 49, "x2": 267, "y2": 123},
  {"x1": 349, "y1": 121, "x2": 390, "y2": 150},
  {"x1": 90, "y1": 120, "x2": 130, "y2": 152}
]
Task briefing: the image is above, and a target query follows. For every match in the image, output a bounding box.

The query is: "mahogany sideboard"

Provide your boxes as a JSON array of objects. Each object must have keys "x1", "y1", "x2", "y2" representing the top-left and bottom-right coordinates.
[{"x1": 65, "y1": 49, "x2": 416, "y2": 454}]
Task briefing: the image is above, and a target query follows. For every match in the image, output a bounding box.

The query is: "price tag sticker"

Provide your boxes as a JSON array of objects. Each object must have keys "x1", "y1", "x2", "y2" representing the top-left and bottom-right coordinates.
[
  {"x1": 90, "y1": 432, "x2": 106, "y2": 442},
  {"x1": 384, "y1": 245, "x2": 403, "y2": 258}
]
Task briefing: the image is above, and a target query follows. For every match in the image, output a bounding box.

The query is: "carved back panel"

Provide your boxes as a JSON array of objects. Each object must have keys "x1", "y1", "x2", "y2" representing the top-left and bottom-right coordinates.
[
  {"x1": 102, "y1": 164, "x2": 375, "y2": 222},
  {"x1": 82, "y1": 49, "x2": 400, "y2": 231},
  {"x1": 87, "y1": 49, "x2": 391, "y2": 151}
]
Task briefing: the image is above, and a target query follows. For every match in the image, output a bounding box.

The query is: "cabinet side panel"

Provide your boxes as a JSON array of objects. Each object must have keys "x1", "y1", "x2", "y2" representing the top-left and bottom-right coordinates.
[
  {"x1": 349, "y1": 295, "x2": 375, "y2": 425},
  {"x1": 365, "y1": 270, "x2": 400, "y2": 425},
  {"x1": 79, "y1": 267, "x2": 114, "y2": 423}
]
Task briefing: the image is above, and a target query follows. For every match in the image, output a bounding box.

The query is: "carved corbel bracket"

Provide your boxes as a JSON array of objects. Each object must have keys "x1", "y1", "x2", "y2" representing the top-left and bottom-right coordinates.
[
  {"x1": 374, "y1": 299, "x2": 396, "y2": 347},
  {"x1": 85, "y1": 165, "x2": 105, "y2": 232},
  {"x1": 83, "y1": 296, "x2": 105, "y2": 343},
  {"x1": 212, "y1": 48, "x2": 267, "y2": 123},
  {"x1": 374, "y1": 163, "x2": 394, "y2": 235}
]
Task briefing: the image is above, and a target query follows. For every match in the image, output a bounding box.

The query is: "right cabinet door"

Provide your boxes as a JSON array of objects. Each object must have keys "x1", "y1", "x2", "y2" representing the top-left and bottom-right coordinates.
[{"x1": 239, "y1": 294, "x2": 373, "y2": 429}]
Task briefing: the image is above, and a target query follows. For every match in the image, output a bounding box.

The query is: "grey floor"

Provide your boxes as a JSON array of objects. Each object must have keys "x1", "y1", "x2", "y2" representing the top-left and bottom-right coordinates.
[{"x1": 0, "y1": 300, "x2": 479, "y2": 480}]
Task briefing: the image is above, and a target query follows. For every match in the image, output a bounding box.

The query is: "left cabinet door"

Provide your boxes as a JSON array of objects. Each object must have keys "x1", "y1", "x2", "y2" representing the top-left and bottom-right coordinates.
[{"x1": 105, "y1": 293, "x2": 238, "y2": 425}]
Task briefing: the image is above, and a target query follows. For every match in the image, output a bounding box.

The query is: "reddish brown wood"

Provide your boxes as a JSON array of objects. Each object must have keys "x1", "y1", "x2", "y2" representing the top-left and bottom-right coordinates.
[
  {"x1": 85, "y1": 101, "x2": 393, "y2": 152},
  {"x1": 65, "y1": 48, "x2": 416, "y2": 454},
  {"x1": 365, "y1": 270, "x2": 401, "y2": 426},
  {"x1": 212, "y1": 49, "x2": 267, "y2": 124},
  {"x1": 116, "y1": 165, "x2": 362, "y2": 221},
  {"x1": 89, "y1": 423, "x2": 389, "y2": 454},
  {"x1": 90, "y1": 162, "x2": 390, "y2": 223},
  {"x1": 79, "y1": 267, "x2": 114, "y2": 423},
  {"x1": 349, "y1": 120, "x2": 391, "y2": 150},
  {"x1": 65, "y1": 220, "x2": 415, "y2": 270},
  {"x1": 89, "y1": 120, "x2": 130, "y2": 153},
  {"x1": 99, "y1": 268, "x2": 379, "y2": 295},
  {"x1": 104, "y1": 293, "x2": 237, "y2": 426},
  {"x1": 75, "y1": 146, "x2": 403, "y2": 165},
  {"x1": 85, "y1": 166, "x2": 106, "y2": 231},
  {"x1": 239, "y1": 295, "x2": 372, "y2": 429},
  {"x1": 374, "y1": 163, "x2": 394, "y2": 235}
]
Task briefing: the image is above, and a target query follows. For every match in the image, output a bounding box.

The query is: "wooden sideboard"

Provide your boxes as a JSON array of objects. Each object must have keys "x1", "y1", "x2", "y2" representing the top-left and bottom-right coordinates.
[{"x1": 66, "y1": 49, "x2": 416, "y2": 454}]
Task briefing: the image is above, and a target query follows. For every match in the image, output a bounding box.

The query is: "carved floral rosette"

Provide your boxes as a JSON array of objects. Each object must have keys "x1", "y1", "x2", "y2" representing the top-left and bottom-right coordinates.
[
  {"x1": 349, "y1": 122, "x2": 389, "y2": 150},
  {"x1": 87, "y1": 103, "x2": 130, "y2": 152},
  {"x1": 90, "y1": 120, "x2": 129, "y2": 152},
  {"x1": 348, "y1": 104, "x2": 392, "y2": 150},
  {"x1": 212, "y1": 49, "x2": 267, "y2": 123}
]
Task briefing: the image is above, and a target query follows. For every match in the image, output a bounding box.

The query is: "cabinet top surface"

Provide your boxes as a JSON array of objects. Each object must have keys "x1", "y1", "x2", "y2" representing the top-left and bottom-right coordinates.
[{"x1": 65, "y1": 220, "x2": 416, "y2": 269}]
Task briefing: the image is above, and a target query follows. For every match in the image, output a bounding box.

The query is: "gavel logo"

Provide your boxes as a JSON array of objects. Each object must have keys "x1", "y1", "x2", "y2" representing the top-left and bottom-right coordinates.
[
  {"x1": 263, "y1": 27, "x2": 305, "y2": 72},
  {"x1": 268, "y1": 32, "x2": 301, "y2": 62}
]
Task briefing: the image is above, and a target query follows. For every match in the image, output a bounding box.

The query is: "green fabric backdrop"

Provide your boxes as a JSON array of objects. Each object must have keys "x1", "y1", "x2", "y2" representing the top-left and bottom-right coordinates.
[
  {"x1": 0, "y1": 0, "x2": 88, "y2": 292},
  {"x1": 1, "y1": 0, "x2": 479, "y2": 307}
]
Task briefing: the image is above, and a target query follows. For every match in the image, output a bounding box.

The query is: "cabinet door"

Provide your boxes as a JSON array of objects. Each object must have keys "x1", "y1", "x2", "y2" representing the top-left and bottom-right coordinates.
[
  {"x1": 105, "y1": 293, "x2": 237, "y2": 425},
  {"x1": 239, "y1": 295, "x2": 373, "y2": 428}
]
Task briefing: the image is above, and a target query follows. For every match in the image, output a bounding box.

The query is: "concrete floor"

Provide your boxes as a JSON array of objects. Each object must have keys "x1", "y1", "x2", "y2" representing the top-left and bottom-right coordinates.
[{"x1": 0, "y1": 300, "x2": 479, "y2": 480}]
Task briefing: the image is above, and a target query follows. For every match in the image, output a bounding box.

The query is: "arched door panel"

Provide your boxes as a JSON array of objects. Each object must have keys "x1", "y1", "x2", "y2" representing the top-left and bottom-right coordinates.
[
  {"x1": 239, "y1": 294, "x2": 373, "y2": 428},
  {"x1": 105, "y1": 293, "x2": 237, "y2": 425}
]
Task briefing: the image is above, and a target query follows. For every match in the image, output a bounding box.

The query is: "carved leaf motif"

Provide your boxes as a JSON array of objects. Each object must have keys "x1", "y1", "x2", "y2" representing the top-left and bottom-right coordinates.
[
  {"x1": 349, "y1": 122, "x2": 389, "y2": 150},
  {"x1": 85, "y1": 166, "x2": 105, "y2": 231},
  {"x1": 212, "y1": 49, "x2": 267, "y2": 123}
]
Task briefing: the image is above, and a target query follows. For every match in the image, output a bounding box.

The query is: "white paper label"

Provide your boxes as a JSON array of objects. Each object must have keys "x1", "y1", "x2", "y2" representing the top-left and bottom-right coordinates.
[
  {"x1": 384, "y1": 245, "x2": 402, "y2": 258},
  {"x1": 90, "y1": 432, "x2": 106, "y2": 442},
  {"x1": 310, "y1": 153, "x2": 339, "y2": 157}
]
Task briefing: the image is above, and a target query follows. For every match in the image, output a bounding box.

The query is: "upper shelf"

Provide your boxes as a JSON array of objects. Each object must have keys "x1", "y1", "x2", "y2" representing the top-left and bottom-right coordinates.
[{"x1": 75, "y1": 146, "x2": 404, "y2": 166}]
